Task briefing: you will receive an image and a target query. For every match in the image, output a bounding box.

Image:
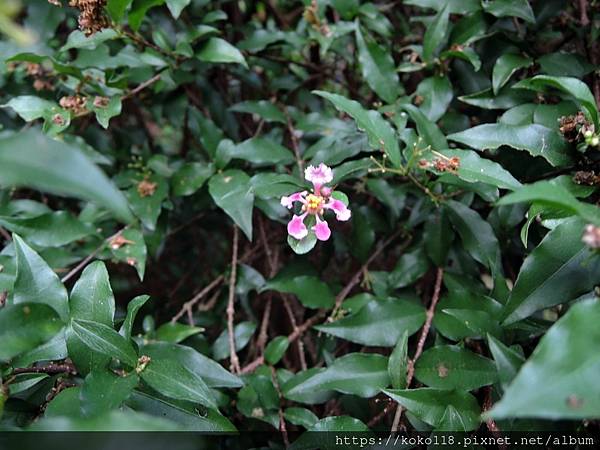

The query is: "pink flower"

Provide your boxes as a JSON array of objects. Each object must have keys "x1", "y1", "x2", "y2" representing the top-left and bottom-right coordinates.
[{"x1": 281, "y1": 163, "x2": 351, "y2": 242}]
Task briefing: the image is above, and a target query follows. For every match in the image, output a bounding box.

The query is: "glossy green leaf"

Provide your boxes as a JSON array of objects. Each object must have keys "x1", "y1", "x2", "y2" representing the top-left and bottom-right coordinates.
[
  {"x1": 284, "y1": 353, "x2": 389, "y2": 400},
  {"x1": 492, "y1": 54, "x2": 532, "y2": 95},
  {"x1": 388, "y1": 246, "x2": 429, "y2": 289},
  {"x1": 0, "y1": 130, "x2": 133, "y2": 223},
  {"x1": 315, "y1": 298, "x2": 426, "y2": 346},
  {"x1": 482, "y1": 0, "x2": 535, "y2": 23},
  {"x1": 448, "y1": 123, "x2": 572, "y2": 167},
  {"x1": 208, "y1": 170, "x2": 254, "y2": 241},
  {"x1": 153, "y1": 322, "x2": 203, "y2": 343},
  {"x1": 383, "y1": 388, "x2": 481, "y2": 431},
  {"x1": 314, "y1": 91, "x2": 401, "y2": 167},
  {"x1": 212, "y1": 321, "x2": 256, "y2": 360},
  {"x1": 388, "y1": 330, "x2": 409, "y2": 389},
  {"x1": 230, "y1": 100, "x2": 286, "y2": 123},
  {"x1": 416, "y1": 76, "x2": 453, "y2": 121},
  {"x1": 12, "y1": 234, "x2": 69, "y2": 320},
  {"x1": 197, "y1": 37, "x2": 248, "y2": 68},
  {"x1": 514, "y1": 75, "x2": 599, "y2": 128},
  {"x1": 138, "y1": 353, "x2": 217, "y2": 409},
  {"x1": 487, "y1": 334, "x2": 525, "y2": 390},
  {"x1": 355, "y1": 26, "x2": 400, "y2": 103},
  {"x1": 423, "y1": 3, "x2": 449, "y2": 62},
  {"x1": 68, "y1": 319, "x2": 138, "y2": 367},
  {"x1": 221, "y1": 137, "x2": 295, "y2": 166},
  {"x1": 414, "y1": 345, "x2": 497, "y2": 390},
  {"x1": 171, "y1": 162, "x2": 214, "y2": 197},
  {"x1": 490, "y1": 299, "x2": 600, "y2": 419},
  {"x1": 0, "y1": 303, "x2": 62, "y2": 361},
  {"x1": 119, "y1": 295, "x2": 150, "y2": 339},
  {"x1": 80, "y1": 371, "x2": 139, "y2": 417},
  {"x1": 125, "y1": 175, "x2": 168, "y2": 231},
  {"x1": 502, "y1": 218, "x2": 600, "y2": 324},
  {"x1": 263, "y1": 273, "x2": 334, "y2": 309},
  {"x1": 401, "y1": 104, "x2": 448, "y2": 150},
  {"x1": 265, "y1": 336, "x2": 290, "y2": 365},
  {"x1": 142, "y1": 342, "x2": 243, "y2": 388},
  {"x1": 0, "y1": 212, "x2": 94, "y2": 247}
]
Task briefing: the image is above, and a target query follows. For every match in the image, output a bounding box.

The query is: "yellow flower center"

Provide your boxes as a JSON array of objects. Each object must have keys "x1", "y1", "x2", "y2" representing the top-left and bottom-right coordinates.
[{"x1": 305, "y1": 194, "x2": 324, "y2": 214}]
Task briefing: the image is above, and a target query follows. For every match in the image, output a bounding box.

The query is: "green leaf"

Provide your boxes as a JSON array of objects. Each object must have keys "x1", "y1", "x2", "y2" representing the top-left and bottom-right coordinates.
[
  {"x1": 142, "y1": 342, "x2": 243, "y2": 388},
  {"x1": 263, "y1": 273, "x2": 334, "y2": 309},
  {"x1": 447, "y1": 123, "x2": 572, "y2": 167},
  {"x1": 0, "y1": 303, "x2": 62, "y2": 361},
  {"x1": 388, "y1": 331, "x2": 409, "y2": 389},
  {"x1": 423, "y1": 3, "x2": 449, "y2": 62},
  {"x1": 220, "y1": 137, "x2": 295, "y2": 166},
  {"x1": 197, "y1": 37, "x2": 248, "y2": 68},
  {"x1": 430, "y1": 149, "x2": 522, "y2": 190},
  {"x1": 424, "y1": 208, "x2": 452, "y2": 266},
  {"x1": 212, "y1": 321, "x2": 256, "y2": 360},
  {"x1": 109, "y1": 228, "x2": 147, "y2": 281},
  {"x1": 128, "y1": 0, "x2": 165, "y2": 31},
  {"x1": 489, "y1": 299, "x2": 600, "y2": 419},
  {"x1": 445, "y1": 200, "x2": 501, "y2": 274},
  {"x1": 119, "y1": 295, "x2": 150, "y2": 339},
  {"x1": 126, "y1": 391, "x2": 236, "y2": 431},
  {"x1": 0, "y1": 130, "x2": 133, "y2": 223},
  {"x1": 416, "y1": 76, "x2": 453, "y2": 121},
  {"x1": 165, "y1": 0, "x2": 190, "y2": 18},
  {"x1": 401, "y1": 104, "x2": 448, "y2": 150},
  {"x1": 106, "y1": 0, "x2": 132, "y2": 21},
  {"x1": 383, "y1": 388, "x2": 481, "y2": 431},
  {"x1": 68, "y1": 319, "x2": 138, "y2": 367},
  {"x1": 502, "y1": 218, "x2": 600, "y2": 324},
  {"x1": 287, "y1": 233, "x2": 318, "y2": 255},
  {"x1": 284, "y1": 407, "x2": 319, "y2": 429},
  {"x1": 315, "y1": 298, "x2": 426, "y2": 347},
  {"x1": 2, "y1": 96, "x2": 58, "y2": 121},
  {"x1": 125, "y1": 175, "x2": 168, "y2": 231},
  {"x1": 90, "y1": 97, "x2": 122, "y2": 129},
  {"x1": 404, "y1": 0, "x2": 481, "y2": 14},
  {"x1": 513, "y1": 75, "x2": 599, "y2": 128},
  {"x1": 208, "y1": 170, "x2": 254, "y2": 241},
  {"x1": 0, "y1": 211, "x2": 94, "y2": 247},
  {"x1": 61, "y1": 29, "x2": 118, "y2": 51},
  {"x1": 171, "y1": 162, "x2": 214, "y2": 197},
  {"x1": 314, "y1": 91, "x2": 401, "y2": 167},
  {"x1": 458, "y1": 87, "x2": 536, "y2": 110},
  {"x1": 12, "y1": 234, "x2": 69, "y2": 321},
  {"x1": 138, "y1": 353, "x2": 217, "y2": 409},
  {"x1": 414, "y1": 345, "x2": 497, "y2": 390},
  {"x1": 497, "y1": 180, "x2": 600, "y2": 226},
  {"x1": 153, "y1": 322, "x2": 203, "y2": 343},
  {"x1": 265, "y1": 336, "x2": 290, "y2": 365},
  {"x1": 67, "y1": 261, "x2": 116, "y2": 374},
  {"x1": 70, "y1": 261, "x2": 115, "y2": 326},
  {"x1": 388, "y1": 246, "x2": 429, "y2": 289},
  {"x1": 80, "y1": 371, "x2": 139, "y2": 417},
  {"x1": 492, "y1": 54, "x2": 533, "y2": 95},
  {"x1": 355, "y1": 26, "x2": 400, "y2": 103},
  {"x1": 482, "y1": 0, "x2": 535, "y2": 23},
  {"x1": 284, "y1": 353, "x2": 389, "y2": 400},
  {"x1": 12, "y1": 328, "x2": 68, "y2": 368},
  {"x1": 487, "y1": 334, "x2": 525, "y2": 390},
  {"x1": 230, "y1": 100, "x2": 286, "y2": 123}
]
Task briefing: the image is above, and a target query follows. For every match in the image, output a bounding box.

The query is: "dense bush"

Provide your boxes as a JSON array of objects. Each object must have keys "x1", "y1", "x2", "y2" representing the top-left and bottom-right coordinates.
[{"x1": 1, "y1": 0, "x2": 600, "y2": 443}]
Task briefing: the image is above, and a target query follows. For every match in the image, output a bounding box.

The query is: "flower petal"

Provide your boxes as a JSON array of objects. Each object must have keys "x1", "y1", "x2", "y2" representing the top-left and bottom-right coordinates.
[
  {"x1": 287, "y1": 214, "x2": 308, "y2": 240},
  {"x1": 304, "y1": 163, "x2": 333, "y2": 186},
  {"x1": 312, "y1": 217, "x2": 331, "y2": 241},
  {"x1": 325, "y1": 199, "x2": 351, "y2": 221},
  {"x1": 280, "y1": 191, "x2": 307, "y2": 209}
]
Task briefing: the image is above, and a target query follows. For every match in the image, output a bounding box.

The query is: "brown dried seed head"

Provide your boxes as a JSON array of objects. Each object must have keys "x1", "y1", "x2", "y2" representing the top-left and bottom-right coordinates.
[{"x1": 137, "y1": 179, "x2": 157, "y2": 197}]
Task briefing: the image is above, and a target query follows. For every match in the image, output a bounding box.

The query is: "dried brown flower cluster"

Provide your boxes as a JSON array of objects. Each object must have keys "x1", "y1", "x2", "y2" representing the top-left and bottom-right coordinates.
[
  {"x1": 69, "y1": 0, "x2": 109, "y2": 36},
  {"x1": 419, "y1": 156, "x2": 460, "y2": 173},
  {"x1": 137, "y1": 179, "x2": 158, "y2": 197},
  {"x1": 59, "y1": 95, "x2": 88, "y2": 115},
  {"x1": 24, "y1": 63, "x2": 54, "y2": 91},
  {"x1": 573, "y1": 170, "x2": 600, "y2": 186},
  {"x1": 559, "y1": 112, "x2": 593, "y2": 143}
]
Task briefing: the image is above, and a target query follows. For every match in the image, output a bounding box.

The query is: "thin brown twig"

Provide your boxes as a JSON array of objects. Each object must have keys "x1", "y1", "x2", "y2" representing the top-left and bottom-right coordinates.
[
  {"x1": 227, "y1": 226, "x2": 241, "y2": 374},
  {"x1": 61, "y1": 227, "x2": 127, "y2": 283},
  {"x1": 285, "y1": 108, "x2": 304, "y2": 173},
  {"x1": 270, "y1": 366, "x2": 290, "y2": 448},
  {"x1": 123, "y1": 71, "x2": 165, "y2": 100},
  {"x1": 282, "y1": 295, "x2": 307, "y2": 370},
  {"x1": 12, "y1": 362, "x2": 76, "y2": 376},
  {"x1": 390, "y1": 268, "x2": 444, "y2": 432}
]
